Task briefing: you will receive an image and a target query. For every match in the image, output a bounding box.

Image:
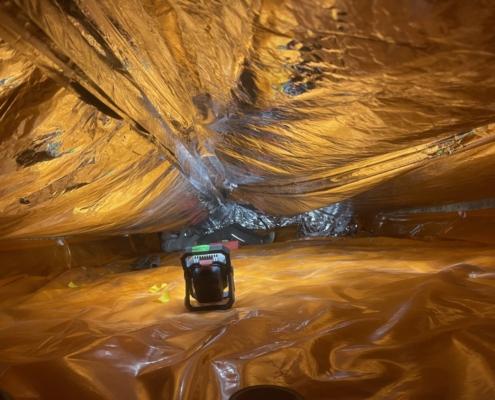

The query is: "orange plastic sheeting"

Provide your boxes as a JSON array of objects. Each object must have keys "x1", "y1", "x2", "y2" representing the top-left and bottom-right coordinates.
[
  {"x1": 359, "y1": 207, "x2": 495, "y2": 246},
  {"x1": 0, "y1": 43, "x2": 204, "y2": 239},
  {"x1": 1, "y1": 238, "x2": 494, "y2": 399},
  {"x1": 349, "y1": 125, "x2": 495, "y2": 213},
  {"x1": 2, "y1": 1, "x2": 495, "y2": 237},
  {"x1": 0, "y1": 234, "x2": 160, "y2": 278}
]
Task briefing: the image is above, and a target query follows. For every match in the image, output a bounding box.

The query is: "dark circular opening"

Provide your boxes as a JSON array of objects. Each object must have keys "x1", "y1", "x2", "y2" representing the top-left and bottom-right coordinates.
[{"x1": 229, "y1": 385, "x2": 303, "y2": 400}]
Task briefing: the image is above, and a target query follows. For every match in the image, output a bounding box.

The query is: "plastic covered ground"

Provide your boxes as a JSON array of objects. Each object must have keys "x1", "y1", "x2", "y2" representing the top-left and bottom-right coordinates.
[{"x1": 1, "y1": 238, "x2": 494, "y2": 399}]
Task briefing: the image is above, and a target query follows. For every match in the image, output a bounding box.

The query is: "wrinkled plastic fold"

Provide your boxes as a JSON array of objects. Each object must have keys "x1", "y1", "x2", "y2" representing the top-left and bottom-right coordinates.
[{"x1": 0, "y1": 41, "x2": 205, "y2": 238}]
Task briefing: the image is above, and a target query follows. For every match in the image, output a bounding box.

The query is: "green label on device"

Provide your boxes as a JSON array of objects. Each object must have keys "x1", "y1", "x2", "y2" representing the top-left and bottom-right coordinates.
[{"x1": 192, "y1": 245, "x2": 210, "y2": 253}]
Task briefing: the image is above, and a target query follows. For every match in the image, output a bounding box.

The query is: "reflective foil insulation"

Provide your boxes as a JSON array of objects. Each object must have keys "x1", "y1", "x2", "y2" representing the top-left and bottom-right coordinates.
[{"x1": 1, "y1": 1, "x2": 495, "y2": 399}]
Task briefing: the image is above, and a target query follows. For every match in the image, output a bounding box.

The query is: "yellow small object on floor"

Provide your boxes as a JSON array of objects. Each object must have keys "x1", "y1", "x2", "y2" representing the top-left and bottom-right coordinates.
[
  {"x1": 157, "y1": 290, "x2": 170, "y2": 303},
  {"x1": 148, "y1": 283, "x2": 167, "y2": 294},
  {"x1": 67, "y1": 281, "x2": 79, "y2": 289}
]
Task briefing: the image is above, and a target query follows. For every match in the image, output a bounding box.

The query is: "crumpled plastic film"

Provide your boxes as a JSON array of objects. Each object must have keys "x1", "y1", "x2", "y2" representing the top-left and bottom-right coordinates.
[
  {"x1": 0, "y1": 41, "x2": 205, "y2": 239},
  {"x1": 202, "y1": 201, "x2": 357, "y2": 237},
  {"x1": 2, "y1": 0, "x2": 495, "y2": 238},
  {"x1": 1, "y1": 238, "x2": 495, "y2": 399},
  {"x1": 2, "y1": 3, "x2": 495, "y2": 400},
  {"x1": 0, "y1": 0, "x2": 255, "y2": 204}
]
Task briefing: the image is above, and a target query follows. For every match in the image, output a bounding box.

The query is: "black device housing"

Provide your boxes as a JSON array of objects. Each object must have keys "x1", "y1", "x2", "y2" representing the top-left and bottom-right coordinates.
[{"x1": 181, "y1": 245, "x2": 235, "y2": 311}]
